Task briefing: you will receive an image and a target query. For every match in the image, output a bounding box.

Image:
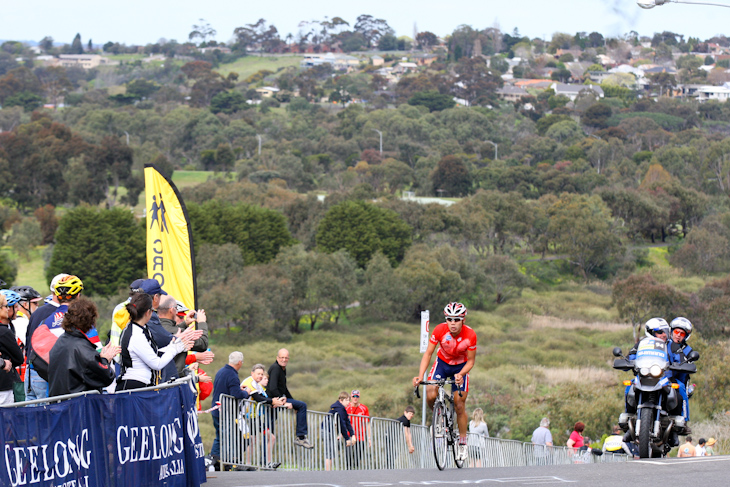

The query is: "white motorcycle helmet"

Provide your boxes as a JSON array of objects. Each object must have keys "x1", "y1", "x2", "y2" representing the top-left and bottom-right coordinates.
[
  {"x1": 670, "y1": 317, "x2": 692, "y2": 341},
  {"x1": 644, "y1": 317, "x2": 670, "y2": 339}
]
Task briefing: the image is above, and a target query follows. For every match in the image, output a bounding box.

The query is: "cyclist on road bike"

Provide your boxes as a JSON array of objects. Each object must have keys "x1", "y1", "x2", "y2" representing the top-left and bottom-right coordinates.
[{"x1": 412, "y1": 302, "x2": 477, "y2": 463}]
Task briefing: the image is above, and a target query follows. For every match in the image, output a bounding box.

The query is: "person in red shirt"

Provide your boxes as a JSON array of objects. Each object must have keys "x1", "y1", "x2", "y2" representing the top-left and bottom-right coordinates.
[
  {"x1": 412, "y1": 302, "x2": 477, "y2": 463},
  {"x1": 345, "y1": 389, "x2": 371, "y2": 469}
]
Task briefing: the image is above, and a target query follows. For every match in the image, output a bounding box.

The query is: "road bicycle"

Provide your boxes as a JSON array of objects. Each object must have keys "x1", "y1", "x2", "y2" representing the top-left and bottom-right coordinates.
[{"x1": 415, "y1": 379, "x2": 465, "y2": 470}]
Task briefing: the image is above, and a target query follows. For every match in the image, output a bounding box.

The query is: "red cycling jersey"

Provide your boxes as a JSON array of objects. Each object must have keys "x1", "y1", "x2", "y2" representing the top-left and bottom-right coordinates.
[{"x1": 430, "y1": 322, "x2": 477, "y2": 365}]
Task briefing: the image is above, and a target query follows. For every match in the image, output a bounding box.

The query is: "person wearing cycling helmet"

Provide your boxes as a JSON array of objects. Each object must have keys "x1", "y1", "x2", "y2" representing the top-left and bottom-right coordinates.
[
  {"x1": 0, "y1": 289, "x2": 27, "y2": 401},
  {"x1": 25, "y1": 275, "x2": 84, "y2": 402},
  {"x1": 10, "y1": 286, "x2": 42, "y2": 346},
  {"x1": 0, "y1": 290, "x2": 24, "y2": 405},
  {"x1": 412, "y1": 302, "x2": 477, "y2": 463}
]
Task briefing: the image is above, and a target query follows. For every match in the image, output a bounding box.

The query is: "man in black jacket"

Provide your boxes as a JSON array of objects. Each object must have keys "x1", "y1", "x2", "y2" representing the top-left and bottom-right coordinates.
[
  {"x1": 48, "y1": 297, "x2": 119, "y2": 397},
  {"x1": 267, "y1": 348, "x2": 313, "y2": 449},
  {"x1": 157, "y1": 295, "x2": 211, "y2": 376}
]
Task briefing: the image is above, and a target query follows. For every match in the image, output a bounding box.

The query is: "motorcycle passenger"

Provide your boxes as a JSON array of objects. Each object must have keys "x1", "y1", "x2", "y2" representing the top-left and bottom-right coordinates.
[{"x1": 668, "y1": 317, "x2": 695, "y2": 427}]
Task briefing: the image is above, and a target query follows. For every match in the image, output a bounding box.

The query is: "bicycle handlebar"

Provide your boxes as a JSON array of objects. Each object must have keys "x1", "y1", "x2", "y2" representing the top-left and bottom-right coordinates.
[{"x1": 413, "y1": 379, "x2": 463, "y2": 398}]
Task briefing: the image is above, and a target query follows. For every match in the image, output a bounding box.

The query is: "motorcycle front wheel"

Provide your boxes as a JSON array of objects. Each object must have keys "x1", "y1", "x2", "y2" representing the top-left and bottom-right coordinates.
[{"x1": 638, "y1": 408, "x2": 653, "y2": 458}]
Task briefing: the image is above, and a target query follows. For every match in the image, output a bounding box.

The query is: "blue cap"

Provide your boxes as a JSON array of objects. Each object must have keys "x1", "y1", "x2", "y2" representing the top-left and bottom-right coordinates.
[{"x1": 130, "y1": 278, "x2": 167, "y2": 296}]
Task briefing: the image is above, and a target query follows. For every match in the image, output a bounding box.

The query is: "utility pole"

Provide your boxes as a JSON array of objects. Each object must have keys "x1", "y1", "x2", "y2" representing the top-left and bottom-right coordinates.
[{"x1": 372, "y1": 129, "x2": 383, "y2": 156}]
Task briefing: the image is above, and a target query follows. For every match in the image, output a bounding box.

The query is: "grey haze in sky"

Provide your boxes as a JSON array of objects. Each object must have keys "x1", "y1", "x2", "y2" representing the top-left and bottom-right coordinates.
[{"x1": 4, "y1": 0, "x2": 729, "y2": 46}]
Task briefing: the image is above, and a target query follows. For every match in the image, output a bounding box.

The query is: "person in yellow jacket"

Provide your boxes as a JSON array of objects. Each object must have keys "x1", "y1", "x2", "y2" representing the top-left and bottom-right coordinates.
[{"x1": 603, "y1": 425, "x2": 637, "y2": 458}]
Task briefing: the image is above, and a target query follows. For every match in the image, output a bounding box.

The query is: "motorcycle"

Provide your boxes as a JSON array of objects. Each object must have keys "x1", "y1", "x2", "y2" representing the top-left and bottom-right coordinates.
[{"x1": 612, "y1": 338, "x2": 699, "y2": 458}]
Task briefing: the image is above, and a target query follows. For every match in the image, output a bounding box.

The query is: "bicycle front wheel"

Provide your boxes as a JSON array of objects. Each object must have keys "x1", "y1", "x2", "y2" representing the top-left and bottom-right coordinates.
[{"x1": 432, "y1": 402, "x2": 448, "y2": 470}]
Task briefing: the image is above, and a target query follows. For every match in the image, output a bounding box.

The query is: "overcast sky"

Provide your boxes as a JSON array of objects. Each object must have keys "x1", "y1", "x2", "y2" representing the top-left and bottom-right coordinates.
[{"x1": 4, "y1": 0, "x2": 729, "y2": 46}]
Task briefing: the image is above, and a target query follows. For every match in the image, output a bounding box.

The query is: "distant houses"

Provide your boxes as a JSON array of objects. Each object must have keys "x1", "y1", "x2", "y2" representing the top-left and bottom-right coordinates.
[
  {"x1": 300, "y1": 53, "x2": 359, "y2": 71},
  {"x1": 54, "y1": 54, "x2": 116, "y2": 69}
]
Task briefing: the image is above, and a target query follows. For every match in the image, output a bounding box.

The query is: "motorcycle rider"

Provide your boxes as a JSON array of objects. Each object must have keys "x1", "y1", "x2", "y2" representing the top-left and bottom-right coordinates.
[{"x1": 621, "y1": 319, "x2": 671, "y2": 430}]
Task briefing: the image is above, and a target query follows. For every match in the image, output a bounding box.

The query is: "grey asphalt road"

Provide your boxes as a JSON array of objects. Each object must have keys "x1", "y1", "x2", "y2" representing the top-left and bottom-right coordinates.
[{"x1": 203, "y1": 455, "x2": 730, "y2": 487}]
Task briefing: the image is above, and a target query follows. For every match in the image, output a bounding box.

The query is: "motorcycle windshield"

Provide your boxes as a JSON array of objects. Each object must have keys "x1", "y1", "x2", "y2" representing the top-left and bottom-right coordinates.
[{"x1": 634, "y1": 337, "x2": 669, "y2": 370}]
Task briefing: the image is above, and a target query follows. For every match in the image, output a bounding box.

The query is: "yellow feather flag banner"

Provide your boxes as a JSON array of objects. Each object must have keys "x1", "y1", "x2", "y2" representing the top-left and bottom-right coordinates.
[{"x1": 144, "y1": 164, "x2": 197, "y2": 310}]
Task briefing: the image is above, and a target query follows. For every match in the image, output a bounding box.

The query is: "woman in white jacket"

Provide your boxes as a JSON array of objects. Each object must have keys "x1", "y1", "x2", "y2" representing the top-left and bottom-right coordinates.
[{"x1": 117, "y1": 293, "x2": 196, "y2": 391}]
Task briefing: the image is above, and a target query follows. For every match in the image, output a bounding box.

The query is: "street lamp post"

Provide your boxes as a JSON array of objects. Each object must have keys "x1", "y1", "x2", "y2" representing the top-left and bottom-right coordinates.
[
  {"x1": 372, "y1": 129, "x2": 383, "y2": 156},
  {"x1": 485, "y1": 140, "x2": 498, "y2": 160},
  {"x1": 638, "y1": 0, "x2": 730, "y2": 8}
]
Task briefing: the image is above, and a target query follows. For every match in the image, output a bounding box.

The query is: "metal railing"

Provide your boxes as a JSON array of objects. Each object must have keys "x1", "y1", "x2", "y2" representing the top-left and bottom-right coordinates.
[{"x1": 218, "y1": 394, "x2": 630, "y2": 471}]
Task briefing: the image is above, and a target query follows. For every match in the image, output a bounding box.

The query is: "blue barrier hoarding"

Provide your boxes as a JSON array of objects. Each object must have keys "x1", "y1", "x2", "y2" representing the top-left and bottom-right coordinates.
[{"x1": 1, "y1": 383, "x2": 206, "y2": 487}]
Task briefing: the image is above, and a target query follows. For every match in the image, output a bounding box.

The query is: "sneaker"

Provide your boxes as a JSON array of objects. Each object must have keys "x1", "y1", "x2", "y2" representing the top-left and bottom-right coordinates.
[
  {"x1": 457, "y1": 444, "x2": 468, "y2": 462},
  {"x1": 266, "y1": 462, "x2": 281, "y2": 470},
  {"x1": 294, "y1": 437, "x2": 314, "y2": 449}
]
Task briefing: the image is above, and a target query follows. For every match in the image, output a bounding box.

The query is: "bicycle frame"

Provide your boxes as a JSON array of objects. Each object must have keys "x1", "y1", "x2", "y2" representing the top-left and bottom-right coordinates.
[{"x1": 415, "y1": 379, "x2": 464, "y2": 470}]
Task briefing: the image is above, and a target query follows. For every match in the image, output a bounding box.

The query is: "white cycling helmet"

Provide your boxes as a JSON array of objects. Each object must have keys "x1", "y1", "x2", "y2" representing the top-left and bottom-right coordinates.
[
  {"x1": 645, "y1": 317, "x2": 670, "y2": 339},
  {"x1": 444, "y1": 302, "x2": 467, "y2": 319},
  {"x1": 670, "y1": 317, "x2": 692, "y2": 341}
]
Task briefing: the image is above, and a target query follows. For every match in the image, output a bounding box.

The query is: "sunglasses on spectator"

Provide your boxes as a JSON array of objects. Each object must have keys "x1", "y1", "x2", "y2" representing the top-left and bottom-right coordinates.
[{"x1": 446, "y1": 317, "x2": 463, "y2": 322}]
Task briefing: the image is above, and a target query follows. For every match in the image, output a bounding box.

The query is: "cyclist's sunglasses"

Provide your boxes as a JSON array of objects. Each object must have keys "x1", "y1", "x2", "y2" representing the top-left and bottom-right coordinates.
[
  {"x1": 672, "y1": 329, "x2": 686, "y2": 338},
  {"x1": 446, "y1": 317, "x2": 463, "y2": 322}
]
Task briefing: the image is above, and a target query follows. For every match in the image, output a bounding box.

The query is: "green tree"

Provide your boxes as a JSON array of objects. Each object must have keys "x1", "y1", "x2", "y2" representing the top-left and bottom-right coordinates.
[
  {"x1": 150, "y1": 154, "x2": 174, "y2": 180},
  {"x1": 34, "y1": 204, "x2": 59, "y2": 245},
  {"x1": 0, "y1": 253, "x2": 17, "y2": 285},
  {"x1": 407, "y1": 91, "x2": 456, "y2": 112},
  {"x1": 0, "y1": 115, "x2": 90, "y2": 208},
  {"x1": 70, "y1": 33, "x2": 84, "y2": 54},
  {"x1": 8, "y1": 218, "x2": 41, "y2": 260},
  {"x1": 316, "y1": 200, "x2": 412, "y2": 267},
  {"x1": 3, "y1": 91, "x2": 44, "y2": 111},
  {"x1": 547, "y1": 193, "x2": 624, "y2": 280},
  {"x1": 451, "y1": 57, "x2": 503, "y2": 106},
  {"x1": 359, "y1": 251, "x2": 408, "y2": 320},
  {"x1": 416, "y1": 31, "x2": 438, "y2": 50},
  {"x1": 47, "y1": 207, "x2": 146, "y2": 296},
  {"x1": 395, "y1": 244, "x2": 465, "y2": 320},
  {"x1": 304, "y1": 250, "x2": 359, "y2": 328},
  {"x1": 196, "y1": 243, "x2": 244, "y2": 290},
  {"x1": 612, "y1": 273, "x2": 689, "y2": 342},
  {"x1": 377, "y1": 33, "x2": 398, "y2": 51},
  {"x1": 431, "y1": 155, "x2": 472, "y2": 197},
  {"x1": 188, "y1": 200, "x2": 295, "y2": 265},
  {"x1": 210, "y1": 91, "x2": 248, "y2": 114},
  {"x1": 482, "y1": 254, "x2": 530, "y2": 304},
  {"x1": 581, "y1": 104, "x2": 612, "y2": 128},
  {"x1": 126, "y1": 79, "x2": 160, "y2": 100},
  {"x1": 35, "y1": 66, "x2": 72, "y2": 108}
]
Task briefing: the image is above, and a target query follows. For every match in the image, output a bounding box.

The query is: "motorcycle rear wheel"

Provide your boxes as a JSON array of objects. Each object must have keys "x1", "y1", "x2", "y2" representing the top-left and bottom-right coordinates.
[{"x1": 638, "y1": 408, "x2": 653, "y2": 458}]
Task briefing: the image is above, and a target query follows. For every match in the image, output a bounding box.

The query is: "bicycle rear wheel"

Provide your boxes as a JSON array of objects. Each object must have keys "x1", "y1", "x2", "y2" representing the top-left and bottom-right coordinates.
[{"x1": 432, "y1": 402, "x2": 448, "y2": 470}]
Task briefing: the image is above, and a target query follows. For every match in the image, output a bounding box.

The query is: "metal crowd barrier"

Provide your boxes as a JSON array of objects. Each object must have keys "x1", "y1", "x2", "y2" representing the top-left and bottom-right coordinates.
[
  {"x1": 0, "y1": 377, "x2": 194, "y2": 409},
  {"x1": 218, "y1": 394, "x2": 630, "y2": 471}
]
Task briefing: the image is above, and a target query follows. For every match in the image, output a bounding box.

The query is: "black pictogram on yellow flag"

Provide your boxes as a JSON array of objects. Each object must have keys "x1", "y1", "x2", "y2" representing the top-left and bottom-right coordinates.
[{"x1": 144, "y1": 164, "x2": 197, "y2": 311}]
